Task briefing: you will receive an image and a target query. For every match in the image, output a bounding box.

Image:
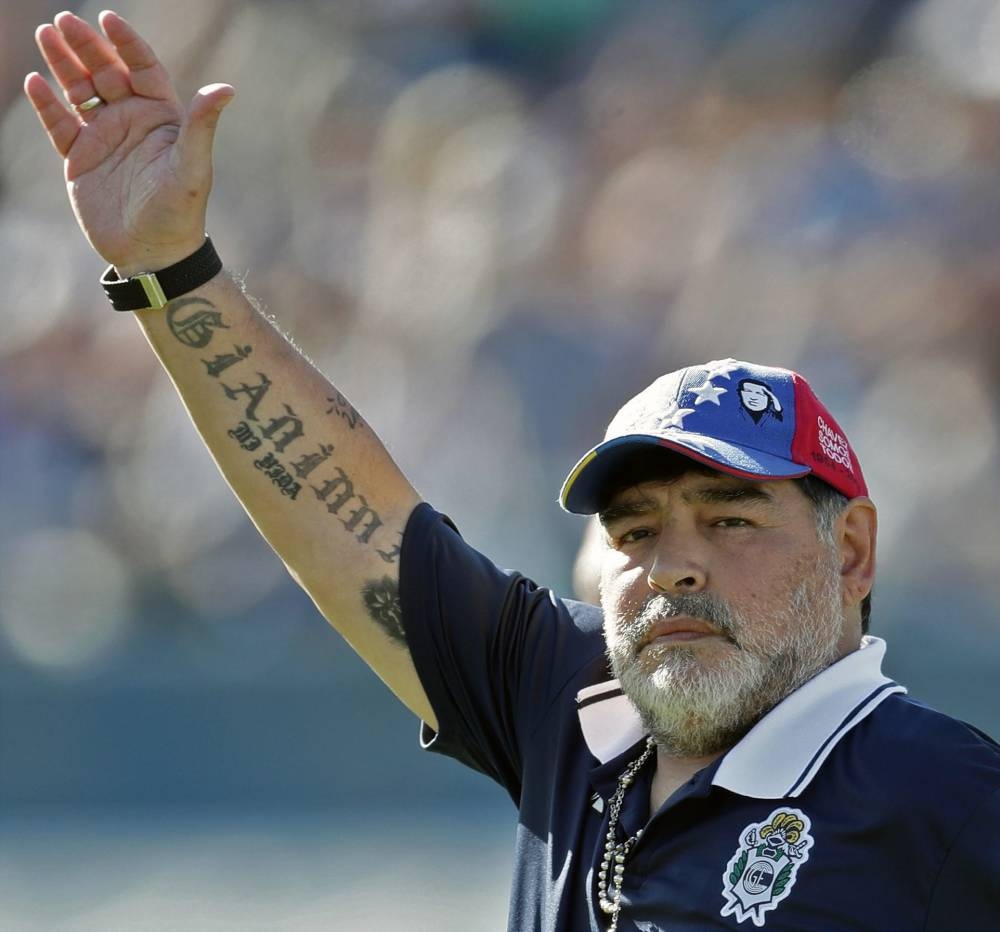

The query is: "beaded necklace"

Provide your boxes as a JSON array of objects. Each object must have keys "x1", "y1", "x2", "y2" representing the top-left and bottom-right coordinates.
[{"x1": 596, "y1": 736, "x2": 656, "y2": 932}]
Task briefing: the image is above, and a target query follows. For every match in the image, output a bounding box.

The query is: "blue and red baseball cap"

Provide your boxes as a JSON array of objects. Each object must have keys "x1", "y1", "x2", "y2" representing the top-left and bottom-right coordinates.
[{"x1": 559, "y1": 358, "x2": 868, "y2": 515}]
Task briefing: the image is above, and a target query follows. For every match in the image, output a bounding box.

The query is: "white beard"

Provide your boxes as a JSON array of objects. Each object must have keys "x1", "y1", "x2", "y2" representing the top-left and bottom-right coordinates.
[{"x1": 604, "y1": 550, "x2": 845, "y2": 757}]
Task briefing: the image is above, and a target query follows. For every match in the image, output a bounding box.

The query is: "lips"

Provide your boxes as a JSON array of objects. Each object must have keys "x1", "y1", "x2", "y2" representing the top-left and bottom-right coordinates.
[{"x1": 638, "y1": 616, "x2": 727, "y2": 649}]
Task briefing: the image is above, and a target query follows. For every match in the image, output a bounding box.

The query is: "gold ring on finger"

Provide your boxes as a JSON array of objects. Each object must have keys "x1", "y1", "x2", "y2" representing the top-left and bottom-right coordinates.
[{"x1": 75, "y1": 95, "x2": 106, "y2": 113}]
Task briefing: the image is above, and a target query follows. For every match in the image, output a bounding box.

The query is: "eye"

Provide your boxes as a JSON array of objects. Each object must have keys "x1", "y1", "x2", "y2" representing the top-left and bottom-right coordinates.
[
  {"x1": 617, "y1": 526, "x2": 655, "y2": 545},
  {"x1": 712, "y1": 517, "x2": 753, "y2": 528}
]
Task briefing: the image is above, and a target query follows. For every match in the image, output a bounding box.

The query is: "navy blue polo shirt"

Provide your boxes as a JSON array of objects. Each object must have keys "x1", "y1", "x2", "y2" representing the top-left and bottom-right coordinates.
[{"x1": 400, "y1": 503, "x2": 1000, "y2": 931}]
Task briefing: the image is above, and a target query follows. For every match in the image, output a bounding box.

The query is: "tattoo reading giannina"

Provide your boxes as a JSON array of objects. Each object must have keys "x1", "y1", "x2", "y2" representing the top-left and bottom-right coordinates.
[
  {"x1": 167, "y1": 294, "x2": 399, "y2": 561},
  {"x1": 361, "y1": 576, "x2": 406, "y2": 646}
]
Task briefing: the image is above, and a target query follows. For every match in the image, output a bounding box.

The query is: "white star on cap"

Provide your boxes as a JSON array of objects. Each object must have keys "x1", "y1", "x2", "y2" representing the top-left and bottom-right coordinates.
[
  {"x1": 702, "y1": 358, "x2": 741, "y2": 381},
  {"x1": 691, "y1": 380, "x2": 727, "y2": 406},
  {"x1": 652, "y1": 402, "x2": 695, "y2": 431}
]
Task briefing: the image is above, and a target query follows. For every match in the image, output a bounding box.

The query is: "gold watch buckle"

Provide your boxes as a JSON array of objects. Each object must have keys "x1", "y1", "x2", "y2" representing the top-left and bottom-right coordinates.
[{"x1": 135, "y1": 272, "x2": 168, "y2": 309}]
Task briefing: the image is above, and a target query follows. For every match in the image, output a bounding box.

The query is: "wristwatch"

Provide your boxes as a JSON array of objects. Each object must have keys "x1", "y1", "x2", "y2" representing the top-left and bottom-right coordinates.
[{"x1": 100, "y1": 237, "x2": 223, "y2": 311}]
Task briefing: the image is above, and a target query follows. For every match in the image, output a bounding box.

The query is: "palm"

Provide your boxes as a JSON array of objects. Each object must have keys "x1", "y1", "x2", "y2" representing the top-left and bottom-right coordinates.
[{"x1": 65, "y1": 98, "x2": 190, "y2": 262}]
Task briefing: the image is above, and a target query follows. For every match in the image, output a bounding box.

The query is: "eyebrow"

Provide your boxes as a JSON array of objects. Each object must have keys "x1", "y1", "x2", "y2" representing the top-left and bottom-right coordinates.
[
  {"x1": 598, "y1": 481, "x2": 775, "y2": 526},
  {"x1": 598, "y1": 498, "x2": 658, "y2": 527}
]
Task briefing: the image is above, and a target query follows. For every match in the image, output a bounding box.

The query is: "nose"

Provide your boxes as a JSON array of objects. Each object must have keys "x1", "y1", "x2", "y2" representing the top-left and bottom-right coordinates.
[{"x1": 647, "y1": 531, "x2": 707, "y2": 594}]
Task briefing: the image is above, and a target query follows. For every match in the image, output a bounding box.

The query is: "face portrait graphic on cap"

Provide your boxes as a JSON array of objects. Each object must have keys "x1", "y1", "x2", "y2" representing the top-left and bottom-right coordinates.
[{"x1": 738, "y1": 379, "x2": 783, "y2": 425}]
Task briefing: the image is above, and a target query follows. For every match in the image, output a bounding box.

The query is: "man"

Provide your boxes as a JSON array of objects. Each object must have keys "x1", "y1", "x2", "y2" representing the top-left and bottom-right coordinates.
[
  {"x1": 25, "y1": 11, "x2": 1000, "y2": 931},
  {"x1": 735, "y1": 378, "x2": 783, "y2": 425}
]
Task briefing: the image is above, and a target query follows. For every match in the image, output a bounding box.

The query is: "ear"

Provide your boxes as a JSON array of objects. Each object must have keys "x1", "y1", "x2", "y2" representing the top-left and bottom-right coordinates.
[{"x1": 836, "y1": 497, "x2": 877, "y2": 612}]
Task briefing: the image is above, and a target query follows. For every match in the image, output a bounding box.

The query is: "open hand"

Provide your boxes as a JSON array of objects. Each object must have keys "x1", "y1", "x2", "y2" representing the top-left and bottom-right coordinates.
[{"x1": 24, "y1": 10, "x2": 234, "y2": 277}]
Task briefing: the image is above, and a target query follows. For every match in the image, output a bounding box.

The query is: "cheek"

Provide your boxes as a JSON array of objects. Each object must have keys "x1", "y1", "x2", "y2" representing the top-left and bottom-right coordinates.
[
  {"x1": 725, "y1": 550, "x2": 823, "y2": 628},
  {"x1": 597, "y1": 552, "x2": 622, "y2": 606},
  {"x1": 598, "y1": 559, "x2": 647, "y2": 616},
  {"x1": 599, "y1": 564, "x2": 649, "y2": 649}
]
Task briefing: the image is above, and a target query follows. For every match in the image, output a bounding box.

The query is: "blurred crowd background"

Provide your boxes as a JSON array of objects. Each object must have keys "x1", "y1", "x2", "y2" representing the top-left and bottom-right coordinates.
[{"x1": 2, "y1": 0, "x2": 999, "y2": 928}]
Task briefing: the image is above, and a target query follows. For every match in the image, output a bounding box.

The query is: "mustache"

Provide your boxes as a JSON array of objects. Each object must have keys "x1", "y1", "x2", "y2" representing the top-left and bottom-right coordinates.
[{"x1": 636, "y1": 592, "x2": 740, "y2": 642}]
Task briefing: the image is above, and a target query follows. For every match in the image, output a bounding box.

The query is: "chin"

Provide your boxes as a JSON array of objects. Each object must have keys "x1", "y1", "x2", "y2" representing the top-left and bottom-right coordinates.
[
  {"x1": 638, "y1": 640, "x2": 736, "y2": 681},
  {"x1": 614, "y1": 646, "x2": 775, "y2": 750}
]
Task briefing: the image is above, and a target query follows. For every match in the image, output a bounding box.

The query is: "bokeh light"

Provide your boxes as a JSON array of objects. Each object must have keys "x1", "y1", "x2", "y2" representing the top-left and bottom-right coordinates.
[{"x1": 0, "y1": 527, "x2": 132, "y2": 670}]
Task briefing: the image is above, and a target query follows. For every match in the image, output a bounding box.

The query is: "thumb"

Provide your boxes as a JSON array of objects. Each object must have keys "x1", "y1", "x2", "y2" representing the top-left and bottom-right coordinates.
[{"x1": 174, "y1": 83, "x2": 235, "y2": 177}]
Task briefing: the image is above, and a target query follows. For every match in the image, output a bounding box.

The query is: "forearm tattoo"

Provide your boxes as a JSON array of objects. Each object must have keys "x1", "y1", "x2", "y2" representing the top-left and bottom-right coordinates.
[
  {"x1": 360, "y1": 576, "x2": 406, "y2": 646},
  {"x1": 167, "y1": 298, "x2": 230, "y2": 347},
  {"x1": 167, "y1": 295, "x2": 398, "y2": 562},
  {"x1": 326, "y1": 391, "x2": 366, "y2": 431}
]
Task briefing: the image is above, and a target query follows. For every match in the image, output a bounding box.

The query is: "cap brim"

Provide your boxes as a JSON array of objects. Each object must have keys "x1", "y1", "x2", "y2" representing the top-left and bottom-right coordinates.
[{"x1": 559, "y1": 434, "x2": 811, "y2": 515}]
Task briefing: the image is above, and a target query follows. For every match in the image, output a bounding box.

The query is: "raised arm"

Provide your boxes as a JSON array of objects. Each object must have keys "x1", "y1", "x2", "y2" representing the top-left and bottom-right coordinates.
[{"x1": 24, "y1": 10, "x2": 434, "y2": 726}]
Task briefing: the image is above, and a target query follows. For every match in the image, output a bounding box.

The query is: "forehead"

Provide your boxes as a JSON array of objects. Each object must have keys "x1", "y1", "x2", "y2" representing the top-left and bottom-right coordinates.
[
  {"x1": 597, "y1": 451, "x2": 806, "y2": 520},
  {"x1": 601, "y1": 472, "x2": 779, "y2": 515},
  {"x1": 596, "y1": 449, "x2": 733, "y2": 506}
]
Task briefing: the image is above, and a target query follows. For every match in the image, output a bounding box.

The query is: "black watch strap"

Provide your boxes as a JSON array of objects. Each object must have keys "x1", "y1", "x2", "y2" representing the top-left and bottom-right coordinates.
[{"x1": 100, "y1": 237, "x2": 223, "y2": 311}]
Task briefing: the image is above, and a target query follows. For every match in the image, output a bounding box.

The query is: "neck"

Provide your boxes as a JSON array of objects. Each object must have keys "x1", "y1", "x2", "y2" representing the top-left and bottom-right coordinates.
[{"x1": 649, "y1": 745, "x2": 726, "y2": 814}]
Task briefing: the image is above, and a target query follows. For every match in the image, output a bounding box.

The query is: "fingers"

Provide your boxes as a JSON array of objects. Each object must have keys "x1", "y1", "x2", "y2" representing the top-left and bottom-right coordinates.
[
  {"x1": 99, "y1": 10, "x2": 179, "y2": 105},
  {"x1": 175, "y1": 84, "x2": 236, "y2": 179},
  {"x1": 34, "y1": 22, "x2": 101, "y2": 111},
  {"x1": 34, "y1": 10, "x2": 179, "y2": 112},
  {"x1": 52, "y1": 11, "x2": 131, "y2": 103},
  {"x1": 24, "y1": 71, "x2": 81, "y2": 158},
  {"x1": 27, "y1": 10, "x2": 228, "y2": 167}
]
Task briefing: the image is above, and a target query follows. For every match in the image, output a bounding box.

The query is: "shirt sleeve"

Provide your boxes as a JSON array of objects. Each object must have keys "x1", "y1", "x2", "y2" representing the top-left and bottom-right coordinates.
[
  {"x1": 925, "y1": 784, "x2": 1000, "y2": 931},
  {"x1": 398, "y1": 503, "x2": 605, "y2": 802}
]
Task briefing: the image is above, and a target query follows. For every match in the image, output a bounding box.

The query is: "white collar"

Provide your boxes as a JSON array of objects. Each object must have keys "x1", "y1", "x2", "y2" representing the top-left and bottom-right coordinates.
[{"x1": 576, "y1": 636, "x2": 906, "y2": 798}]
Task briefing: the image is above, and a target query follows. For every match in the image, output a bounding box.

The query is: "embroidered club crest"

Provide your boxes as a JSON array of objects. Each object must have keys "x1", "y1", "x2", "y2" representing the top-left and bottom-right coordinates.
[{"x1": 720, "y1": 808, "x2": 813, "y2": 927}]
